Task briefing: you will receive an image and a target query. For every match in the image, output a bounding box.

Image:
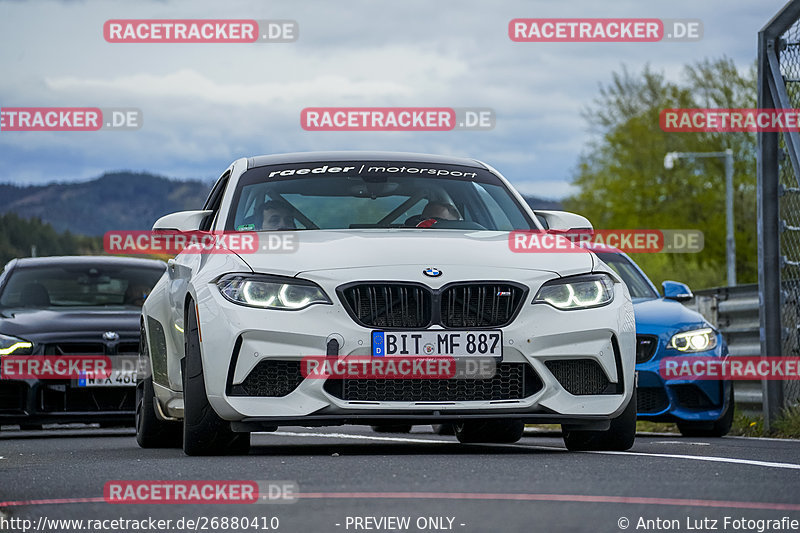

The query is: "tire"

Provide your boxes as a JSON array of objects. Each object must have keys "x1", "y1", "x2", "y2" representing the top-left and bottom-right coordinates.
[
  {"x1": 563, "y1": 389, "x2": 637, "y2": 451},
  {"x1": 677, "y1": 386, "x2": 734, "y2": 438},
  {"x1": 136, "y1": 376, "x2": 182, "y2": 448},
  {"x1": 371, "y1": 424, "x2": 413, "y2": 433},
  {"x1": 183, "y1": 303, "x2": 250, "y2": 456},
  {"x1": 432, "y1": 424, "x2": 455, "y2": 435},
  {"x1": 454, "y1": 419, "x2": 524, "y2": 444},
  {"x1": 136, "y1": 324, "x2": 182, "y2": 448}
]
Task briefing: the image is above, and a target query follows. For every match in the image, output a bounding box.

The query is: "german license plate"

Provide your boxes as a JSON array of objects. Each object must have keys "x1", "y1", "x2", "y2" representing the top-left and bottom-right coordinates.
[
  {"x1": 371, "y1": 330, "x2": 502, "y2": 358},
  {"x1": 78, "y1": 368, "x2": 137, "y2": 387}
]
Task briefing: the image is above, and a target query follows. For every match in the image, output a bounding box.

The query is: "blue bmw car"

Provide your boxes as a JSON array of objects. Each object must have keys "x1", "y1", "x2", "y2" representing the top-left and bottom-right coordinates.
[{"x1": 592, "y1": 250, "x2": 734, "y2": 437}]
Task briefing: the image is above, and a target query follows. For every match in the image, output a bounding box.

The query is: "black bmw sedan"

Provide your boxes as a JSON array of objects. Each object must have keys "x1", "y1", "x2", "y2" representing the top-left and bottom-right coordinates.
[{"x1": 0, "y1": 256, "x2": 166, "y2": 429}]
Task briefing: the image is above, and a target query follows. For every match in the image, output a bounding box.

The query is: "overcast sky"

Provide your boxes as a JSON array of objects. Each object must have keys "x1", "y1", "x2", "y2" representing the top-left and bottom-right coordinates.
[{"x1": 0, "y1": 0, "x2": 789, "y2": 198}]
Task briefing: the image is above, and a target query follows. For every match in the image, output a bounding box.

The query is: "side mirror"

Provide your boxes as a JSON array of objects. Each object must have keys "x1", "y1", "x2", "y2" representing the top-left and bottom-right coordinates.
[
  {"x1": 533, "y1": 210, "x2": 593, "y2": 231},
  {"x1": 152, "y1": 210, "x2": 214, "y2": 232},
  {"x1": 662, "y1": 280, "x2": 693, "y2": 302}
]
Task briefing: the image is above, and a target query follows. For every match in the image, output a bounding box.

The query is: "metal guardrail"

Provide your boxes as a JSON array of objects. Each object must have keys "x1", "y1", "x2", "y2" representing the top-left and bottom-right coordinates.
[{"x1": 684, "y1": 284, "x2": 764, "y2": 412}]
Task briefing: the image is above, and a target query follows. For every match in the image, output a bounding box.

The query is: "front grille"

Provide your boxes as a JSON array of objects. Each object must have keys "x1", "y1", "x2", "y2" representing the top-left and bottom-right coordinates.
[
  {"x1": 636, "y1": 335, "x2": 659, "y2": 363},
  {"x1": 339, "y1": 282, "x2": 526, "y2": 329},
  {"x1": 637, "y1": 387, "x2": 670, "y2": 413},
  {"x1": 39, "y1": 385, "x2": 134, "y2": 412},
  {"x1": 441, "y1": 284, "x2": 525, "y2": 328},
  {"x1": 45, "y1": 343, "x2": 105, "y2": 355},
  {"x1": 117, "y1": 342, "x2": 139, "y2": 355},
  {"x1": 545, "y1": 359, "x2": 611, "y2": 395},
  {"x1": 339, "y1": 284, "x2": 430, "y2": 328},
  {"x1": 0, "y1": 382, "x2": 27, "y2": 413},
  {"x1": 672, "y1": 384, "x2": 714, "y2": 409},
  {"x1": 43, "y1": 341, "x2": 139, "y2": 356},
  {"x1": 229, "y1": 360, "x2": 305, "y2": 397},
  {"x1": 325, "y1": 362, "x2": 542, "y2": 402}
]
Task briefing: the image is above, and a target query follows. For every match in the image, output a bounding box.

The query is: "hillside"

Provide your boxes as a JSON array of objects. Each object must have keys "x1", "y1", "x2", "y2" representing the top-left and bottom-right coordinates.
[{"x1": 0, "y1": 172, "x2": 212, "y2": 236}]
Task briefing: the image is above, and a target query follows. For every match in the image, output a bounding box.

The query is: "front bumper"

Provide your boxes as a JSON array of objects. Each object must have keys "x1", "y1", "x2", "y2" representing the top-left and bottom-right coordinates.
[
  {"x1": 188, "y1": 268, "x2": 636, "y2": 428},
  {"x1": 0, "y1": 378, "x2": 135, "y2": 426},
  {"x1": 635, "y1": 342, "x2": 731, "y2": 423}
]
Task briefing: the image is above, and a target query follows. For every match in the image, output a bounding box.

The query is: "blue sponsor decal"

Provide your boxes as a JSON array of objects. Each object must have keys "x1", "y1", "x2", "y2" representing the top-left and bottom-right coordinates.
[{"x1": 78, "y1": 371, "x2": 87, "y2": 387}]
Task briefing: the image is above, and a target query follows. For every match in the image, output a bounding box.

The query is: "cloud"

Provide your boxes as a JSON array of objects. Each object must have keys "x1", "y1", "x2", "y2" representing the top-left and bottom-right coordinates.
[{"x1": 0, "y1": 0, "x2": 788, "y2": 199}]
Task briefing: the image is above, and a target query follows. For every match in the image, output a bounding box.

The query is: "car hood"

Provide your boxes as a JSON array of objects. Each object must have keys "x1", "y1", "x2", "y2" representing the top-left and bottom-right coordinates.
[
  {"x1": 238, "y1": 229, "x2": 596, "y2": 277},
  {"x1": 0, "y1": 307, "x2": 141, "y2": 341},
  {"x1": 632, "y1": 297, "x2": 709, "y2": 334}
]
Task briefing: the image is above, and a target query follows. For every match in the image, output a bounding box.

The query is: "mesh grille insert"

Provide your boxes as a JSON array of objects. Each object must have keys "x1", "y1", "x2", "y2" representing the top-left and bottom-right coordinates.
[
  {"x1": 545, "y1": 359, "x2": 611, "y2": 395},
  {"x1": 672, "y1": 384, "x2": 714, "y2": 409},
  {"x1": 325, "y1": 362, "x2": 541, "y2": 402},
  {"x1": 637, "y1": 387, "x2": 670, "y2": 414},
  {"x1": 230, "y1": 360, "x2": 305, "y2": 397}
]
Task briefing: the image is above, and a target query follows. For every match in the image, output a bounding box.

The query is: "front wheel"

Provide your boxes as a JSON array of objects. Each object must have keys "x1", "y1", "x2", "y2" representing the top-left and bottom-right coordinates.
[
  {"x1": 562, "y1": 389, "x2": 637, "y2": 451},
  {"x1": 136, "y1": 323, "x2": 182, "y2": 448},
  {"x1": 183, "y1": 303, "x2": 250, "y2": 456},
  {"x1": 136, "y1": 375, "x2": 182, "y2": 448}
]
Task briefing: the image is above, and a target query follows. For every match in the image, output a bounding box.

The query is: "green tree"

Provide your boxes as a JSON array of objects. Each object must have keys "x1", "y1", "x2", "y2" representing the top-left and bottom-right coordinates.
[
  {"x1": 0, "y1": 213, "x2": 103, "y2": 266},
  {"x1": 564, "y1": 57, "x2": 757, "y2": 290}
]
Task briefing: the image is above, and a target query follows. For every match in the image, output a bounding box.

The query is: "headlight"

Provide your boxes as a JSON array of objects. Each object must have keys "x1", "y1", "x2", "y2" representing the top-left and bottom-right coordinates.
[
  {"x1": 533, "y1": 273, "x2": 615, "y2": 310},
  {"x1": 0, "y1": 333, "x2": 34, "y2": 355},
  {"x1": 216, "y1": 274, "x2": 331, "y2": 310},
  {"x1": 668, "y1": 328, "x2": 718, "y2": 353}
]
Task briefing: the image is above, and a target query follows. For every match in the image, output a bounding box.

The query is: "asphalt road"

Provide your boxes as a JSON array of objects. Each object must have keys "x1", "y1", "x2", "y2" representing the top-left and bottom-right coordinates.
[{"x1": 1, "y1": 425, "x2": 799, "y2": 533}]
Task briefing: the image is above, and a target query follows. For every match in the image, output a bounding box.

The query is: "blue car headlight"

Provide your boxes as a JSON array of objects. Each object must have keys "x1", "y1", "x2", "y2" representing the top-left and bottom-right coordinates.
[
  {"x1": 667, "y1": 327, "x2": 718, "y2": 353},
  {"x1": 533, "y1": 273, "x2": 615, "y2": 310},
  {"x1": 0, "y1": 333, "x2": 34, "y2": 355},
  {"x1": 216, "y1": 274, "x2": 331, "y2": 310}
]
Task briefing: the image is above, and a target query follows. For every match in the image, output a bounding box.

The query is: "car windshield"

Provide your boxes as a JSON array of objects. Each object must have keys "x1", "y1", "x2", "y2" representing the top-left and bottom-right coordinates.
[
  {"x1": 593, "y1": 252, "x2": 659, "y2": 299},
  {"x1": 225, "y1": 161, "x2": 536, "y2": 231},
  {"x1": 0, "y1": 263, "x2": 165, "y2": 308}
]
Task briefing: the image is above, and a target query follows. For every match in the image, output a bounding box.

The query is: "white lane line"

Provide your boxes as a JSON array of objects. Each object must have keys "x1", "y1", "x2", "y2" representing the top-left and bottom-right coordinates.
[
  {"x1": 267, "y1": 430, "x2": 800, "y2": 471},
  {"x1": 581, "y1": 450, "x2": 800, "y2": 470},
  {"x1": 651, "y1": 440, "x2": 710, "y2": 446},
  {"x1": 725, "y1": 435, "x2": 800, "y2": 443}
]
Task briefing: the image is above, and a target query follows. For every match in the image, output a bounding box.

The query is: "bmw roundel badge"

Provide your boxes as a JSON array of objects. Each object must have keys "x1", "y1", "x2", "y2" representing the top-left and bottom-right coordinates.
[{"x1": 423, "y1": 267, "x2": 442, "y2": 278}]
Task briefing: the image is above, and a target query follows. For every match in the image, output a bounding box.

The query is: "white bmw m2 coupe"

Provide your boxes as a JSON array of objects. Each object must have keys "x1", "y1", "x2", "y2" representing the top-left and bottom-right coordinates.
[{"x1": 137, "y1": 152, "x2": 636, "y2": 455}]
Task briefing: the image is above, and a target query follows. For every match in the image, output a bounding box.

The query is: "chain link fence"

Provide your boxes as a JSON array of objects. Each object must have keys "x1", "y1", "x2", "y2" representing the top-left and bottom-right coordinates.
[{"x1": 759, "y1": 0, "x2": 800, "y2": 427}]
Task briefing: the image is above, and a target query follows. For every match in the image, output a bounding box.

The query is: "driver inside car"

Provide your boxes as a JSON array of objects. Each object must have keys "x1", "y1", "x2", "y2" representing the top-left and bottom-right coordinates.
[
  {"x1": 421, "y1": 201, "x2": 461, "y2": 221},
  {"x1": 405, "y1": 200, "x2": 462, "y2": 227},
  {"x1": 259, "y1": 200, "x2": 297, "y2": 230}
]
